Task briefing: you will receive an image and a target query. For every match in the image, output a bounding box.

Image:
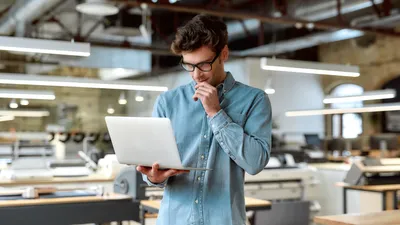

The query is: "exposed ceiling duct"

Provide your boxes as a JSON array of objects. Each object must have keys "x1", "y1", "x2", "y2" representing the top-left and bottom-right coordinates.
[
  {"x1": 235, "y1": 29, "x2": 365, "y2": 56},
  {"x1": 0, "y1": 0, "x2": 64, "y2": 35},
  {"x1": 227, "y1": 0, "x2": 384, "y2": 42},
  {"x1": 351, "y1": 9, "x2": 400, "y2": 28},
  {"x1": 293, "y1": 0, "x2": 384, "y2": 21},
  {"x1": 234, "y1": 0, "x2": 400, "y2": 56}
]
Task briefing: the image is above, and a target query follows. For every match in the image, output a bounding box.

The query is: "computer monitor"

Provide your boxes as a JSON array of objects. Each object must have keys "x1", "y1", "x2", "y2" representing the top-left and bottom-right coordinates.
[
  {"x1": 304, "y1": 134, "x2": 321, "y2": 149},
  {"x1": 349, "y1": 137, "x2": 362, "y2": 150},
  {"x1": 327, "y1": 138, "x2": 346, "y2": 151},
  {"x1": 369, "y1": 134, "x2": 398, "y2": 150}
]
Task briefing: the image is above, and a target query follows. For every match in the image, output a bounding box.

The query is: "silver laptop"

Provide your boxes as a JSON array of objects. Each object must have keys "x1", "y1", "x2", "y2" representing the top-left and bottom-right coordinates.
[{"x1": 105, "y1": 116, "x2": 210, "y2": 171}]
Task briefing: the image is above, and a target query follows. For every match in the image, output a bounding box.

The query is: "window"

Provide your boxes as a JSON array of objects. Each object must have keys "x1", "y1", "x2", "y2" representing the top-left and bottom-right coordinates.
[{"x1": 330, "y1": 84, "x2": 364, "y2": 138}]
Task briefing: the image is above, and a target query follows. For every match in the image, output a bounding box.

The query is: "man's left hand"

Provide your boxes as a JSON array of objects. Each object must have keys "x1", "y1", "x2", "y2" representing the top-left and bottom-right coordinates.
[{"x1": 193, "y1": 82, "x2": 221, "y2": 117}]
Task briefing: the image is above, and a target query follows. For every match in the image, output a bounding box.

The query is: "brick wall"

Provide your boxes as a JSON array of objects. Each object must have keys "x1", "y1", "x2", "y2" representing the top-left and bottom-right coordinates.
[{"x1": 319, "y1": 34, "x2": 400, "y2": 135}]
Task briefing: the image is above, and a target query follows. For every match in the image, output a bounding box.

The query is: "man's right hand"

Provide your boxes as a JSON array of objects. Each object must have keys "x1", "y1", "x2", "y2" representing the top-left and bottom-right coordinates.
[{"x1": 136, "y1": 163, "x2": 189, "y2": 184}]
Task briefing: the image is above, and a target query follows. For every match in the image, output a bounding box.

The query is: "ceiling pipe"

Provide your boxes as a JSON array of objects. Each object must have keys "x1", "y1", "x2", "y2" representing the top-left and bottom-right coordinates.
[
  {"x1": 111, "y1": 0, "x2": 399, "y2": 37},
  {"x1": 0, "y1": 0, "x2": 63, "y2": 35},
  {"x1": 227, "y1": 0, "x2": 386, "y2": 41},
  {"x1": 237, "y1": 8, "x2": 400, "y2": 56}
]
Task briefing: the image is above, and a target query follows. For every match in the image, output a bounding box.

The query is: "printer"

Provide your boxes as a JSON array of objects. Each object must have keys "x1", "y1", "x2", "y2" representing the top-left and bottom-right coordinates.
[{"x1": 344, "y1": 158, "x2": 400, "y2": 185}]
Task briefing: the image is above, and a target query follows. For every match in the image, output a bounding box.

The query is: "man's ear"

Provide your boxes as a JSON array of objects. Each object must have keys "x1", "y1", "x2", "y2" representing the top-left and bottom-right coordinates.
[{"x1": 221, "y1": 45, "x2": 229, "y2": 62}]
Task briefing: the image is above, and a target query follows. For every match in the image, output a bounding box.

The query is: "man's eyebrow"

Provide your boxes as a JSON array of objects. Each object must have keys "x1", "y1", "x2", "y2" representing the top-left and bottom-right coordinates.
[{"x1": 183, "y1": 56, "x2": 214, "y2": 64}]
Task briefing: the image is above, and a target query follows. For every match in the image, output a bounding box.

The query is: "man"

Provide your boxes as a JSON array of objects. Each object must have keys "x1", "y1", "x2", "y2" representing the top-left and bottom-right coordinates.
[{"x1": 137, "y1": 14, "x2": 272, "y2": 225}]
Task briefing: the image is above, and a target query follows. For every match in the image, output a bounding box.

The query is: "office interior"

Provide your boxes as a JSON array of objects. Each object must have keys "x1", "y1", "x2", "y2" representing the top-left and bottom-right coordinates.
[{"x1": 0, "y1": 0, "x2": 400, "y2": 225}]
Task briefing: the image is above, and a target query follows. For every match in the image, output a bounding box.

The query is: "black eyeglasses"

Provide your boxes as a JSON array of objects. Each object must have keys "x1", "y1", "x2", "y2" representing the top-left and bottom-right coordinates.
[{"x1": 180, "y1": 51, "x2": 221, "y2": 72}]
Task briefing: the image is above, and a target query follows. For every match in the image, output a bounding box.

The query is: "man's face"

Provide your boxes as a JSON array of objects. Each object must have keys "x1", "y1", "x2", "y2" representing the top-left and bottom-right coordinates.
[{"x1": 181, "y1": 46, "x2": 224, "y2": 87}]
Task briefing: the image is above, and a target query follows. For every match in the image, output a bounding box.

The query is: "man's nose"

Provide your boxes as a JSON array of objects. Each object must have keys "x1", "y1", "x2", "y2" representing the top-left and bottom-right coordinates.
[{"x1": 193, "y1": 67, "x2": 202, "y2": 79}]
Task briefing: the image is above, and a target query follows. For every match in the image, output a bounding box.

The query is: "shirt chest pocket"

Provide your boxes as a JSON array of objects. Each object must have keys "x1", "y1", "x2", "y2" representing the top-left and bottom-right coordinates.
[{"x1": 227, "y1": 112, "x2": 246, "y2": 127}]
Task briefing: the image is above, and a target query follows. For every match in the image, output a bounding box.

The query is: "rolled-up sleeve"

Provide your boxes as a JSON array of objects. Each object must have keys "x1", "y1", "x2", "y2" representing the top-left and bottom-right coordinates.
[{"x1": 209, "y1": 92, "x2": 272, "y2": 175}]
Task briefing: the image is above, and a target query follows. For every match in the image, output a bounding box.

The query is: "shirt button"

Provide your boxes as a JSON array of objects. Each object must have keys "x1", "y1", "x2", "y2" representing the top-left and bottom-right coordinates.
[
  {"x1": 201, "y1": 155, "x2": 205, "y2": 159},
  {"x1": 221, "y1": 142, "x2": 224, "y2": 145},
  {"x1": 197, "y1": 176, "x2": 201, "y2": 181},
  {"x1": 195, "y1": 199, "x2": 198, "y2": 204},
  {"x1": 203, "y1": 135, "x2": 207, "y2": 139}
]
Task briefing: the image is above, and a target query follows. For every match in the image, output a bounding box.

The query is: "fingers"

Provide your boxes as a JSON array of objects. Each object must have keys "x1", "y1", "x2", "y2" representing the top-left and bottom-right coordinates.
[
  {"x1": 193, "y1": 87, "x2": 213, "y2": 101},
  {"x1": 136, "y1": 165, "x2": 152, "y2": 175},
  {"x1": 163, "y1": 169, "x2": 190, "y2": 177},
  {"x1": 196, "y1": 87, "x2": 213, "y2": 94},
  {"x1": 137, "y1": 163, "x2": 190, "y2": 180},
  {"x1": 195, "y1": 89, "x2": 209, "y2": 97},
  {"x1": 195, "y1": 82, "x2": 214, "y2": 89},
  {"x1": 192, "y1": 92, "x2": 204, "y2": 101},
  {"x1": 164, "y1": 169, "x2": 179, "y2": 177},
  {"x1": 152, "y1": 163, "x2": 160, "y2": 172}
]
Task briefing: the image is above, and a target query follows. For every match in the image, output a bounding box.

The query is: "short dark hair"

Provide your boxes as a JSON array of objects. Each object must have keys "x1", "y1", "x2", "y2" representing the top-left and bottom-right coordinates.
[{"x1": 171, "y1": 14, "x2": 228, "y2": 55}]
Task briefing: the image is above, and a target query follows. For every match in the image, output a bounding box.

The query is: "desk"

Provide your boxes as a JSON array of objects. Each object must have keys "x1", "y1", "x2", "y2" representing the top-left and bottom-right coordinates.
[
  {"x1": 0, "y1": 193, "x2": 140, "y2": 225},
  {"x1": 336, "y1": 182, "x2": 399, "y2": 213},
  {"x1": 314, "y1": 210, "x2": 400, "y2": 225},
  {"x1": 0, "y1": 174, "x2": 114, "y2": 186},
  {"x1": 140, "y1": 197, "x2": 271, "y2": 225},
  {"x1": 0, "y1": 174, "x2": 115, "y2": 193}
]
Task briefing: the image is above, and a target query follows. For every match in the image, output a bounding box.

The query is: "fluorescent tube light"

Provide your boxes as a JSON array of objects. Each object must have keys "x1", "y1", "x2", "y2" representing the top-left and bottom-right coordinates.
[
  {"x1": 0, "y1": 73, "x2": 168, "y2": 92},
  {"x1": 0, "y1": 89, "x2": 56, "y2": 100},
  {"x1": 98, "y1": 68, "x2": 141, "y2": 81},
  {"x1": 0, "y1": 110, "x2": 49, "y2": 117},
  {"x1": 260, "y1": 57, "x2": 360, "y2": 77},
  {"x1": 286, "y1": 103, "x2": 400, "y2": 117},
  {"x1": 0, "y1": 115, "x2": 14, "y2": 122},
  {"x1": 324, "y1": 89, "x2": 396, "y2": 104},
  {"x1": 0, "y1": 36, "x2": 90, "y2": 57}
]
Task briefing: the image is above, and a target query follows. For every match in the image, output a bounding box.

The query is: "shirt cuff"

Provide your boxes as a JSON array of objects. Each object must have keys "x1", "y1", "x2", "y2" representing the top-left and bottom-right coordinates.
[
  {"x1": 209, "y1": 109, "x2": 232, "y2": 134},
  {"x1": 143, "y1": 175, "x2": 168, "y2": 188}
]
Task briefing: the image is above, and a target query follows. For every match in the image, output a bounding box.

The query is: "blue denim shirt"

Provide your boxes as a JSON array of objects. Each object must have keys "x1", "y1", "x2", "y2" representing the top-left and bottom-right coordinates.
[{"x1": 143, "y1": 72, "x2": 272, "y2": 225}]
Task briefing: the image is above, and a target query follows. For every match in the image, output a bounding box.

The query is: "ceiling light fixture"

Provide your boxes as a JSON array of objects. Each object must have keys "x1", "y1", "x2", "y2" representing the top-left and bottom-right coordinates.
[
  {"x1": 260, "y1": 58, "x2": 360, "y2": 77},
  {"x1": 0, "y1": 110, "x2": 49, "y2": 117},
  {"x1": 0, "y1": 73, "x2": 168, "y2": 92},
  {"x1": 118, "y1": 92, "x2": 127, "y2": 105},
  {"x1": 20, "y1": 99, "x2": 29, "y2": 106},
  {"x1": 286, "y1": 103, "x2": 400, "y2": 117},
  {"x1": 264, "y1": 88, "x2": 276, "y2": 94},
  {"x1": 0, "y1": 115, "x2": 14, "y2": 122},
  {"x1": 135, "y1": 91, "x2": 144, "y2": 102},
  {"x1": 0, "y1": 89, "x2": 55, "y2": 100},
  {"x1": 295, "y1": 22, "x2": 303, "y2": 29},
  {"x1": 0, "y1": 36, "x2": 90, "y2": 57},
  {"x1": 107, "y1": 105, "x2": 115, "y2": 114},
  {"x1": 76, "y1": 0, "x2": 119, "y2": 16},
  {"x1": 9, "y1": 99, "x2": 18, "y2": 109},
  {"x1": 323, "y1": 89, "x2": 396, "y2": 104},
  {"x1": 264, "y1": 77, "x2": 275, "y2": 95}
]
